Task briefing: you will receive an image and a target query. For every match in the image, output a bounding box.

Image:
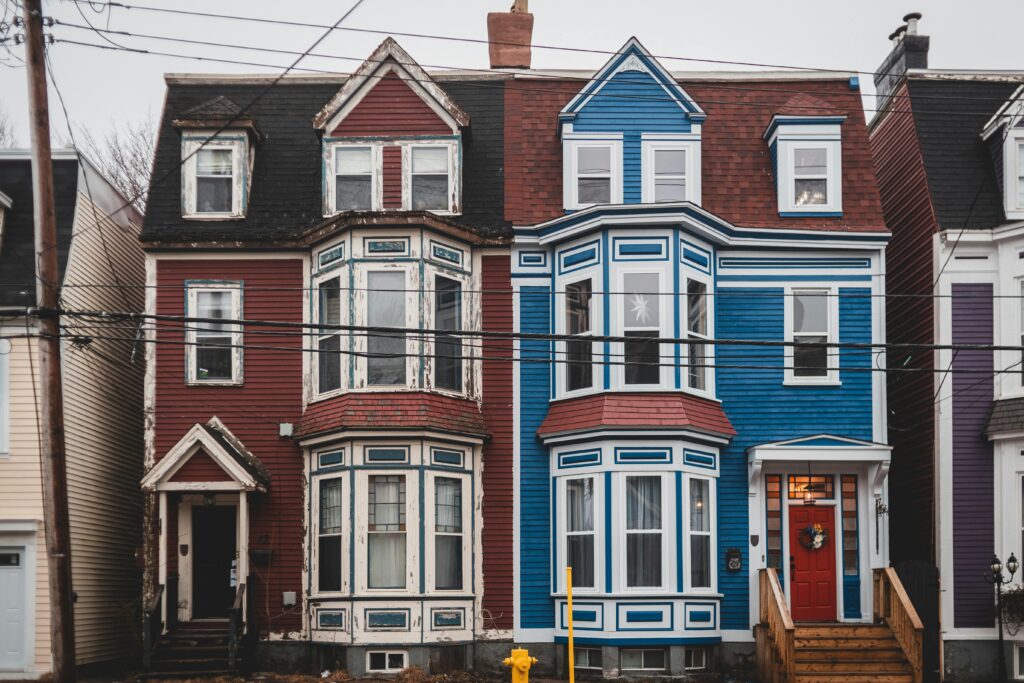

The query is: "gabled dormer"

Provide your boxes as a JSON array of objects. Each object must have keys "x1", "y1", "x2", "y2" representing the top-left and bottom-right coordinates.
[
  {"x1": 558, "y1": 38, "x2": 705, "y2": 211},
  {"x1": 981, "y1": 85, "x2": 1024, "y2": 221},
  {"x1": 174, "y1": 96, "x2": 259, "y2": 219},
  {"x1": 313, "y1": 38, "x2": 469, "y2": 216}
]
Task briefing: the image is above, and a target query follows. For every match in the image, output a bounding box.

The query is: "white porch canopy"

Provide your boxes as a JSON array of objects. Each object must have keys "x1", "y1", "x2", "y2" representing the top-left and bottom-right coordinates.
[{"x1": 748, "y1": 434, "x2": 891, "y2": 496}]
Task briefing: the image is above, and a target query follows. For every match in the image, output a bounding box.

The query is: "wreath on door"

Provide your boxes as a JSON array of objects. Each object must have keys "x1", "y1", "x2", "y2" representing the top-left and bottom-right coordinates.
[{"x1": 797, "y1": 523, "x2": 828, "y2": 551}]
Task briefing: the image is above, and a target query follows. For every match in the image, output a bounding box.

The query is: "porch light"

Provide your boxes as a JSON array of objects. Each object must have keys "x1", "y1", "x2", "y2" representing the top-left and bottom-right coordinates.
[
  {"x1": 1008, "y1": 553, "x2": 1020, "y2": 577},
  {"x1": 992, "y1": 555, "x2": 1003, "y2": 578},
  {"x1": 802, "y1": 486, "x2": 816, "y2": 506}
]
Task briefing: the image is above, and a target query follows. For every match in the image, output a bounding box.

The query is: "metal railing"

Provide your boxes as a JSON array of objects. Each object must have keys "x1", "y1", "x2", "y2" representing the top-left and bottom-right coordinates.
[
  {"x1": 141, "y1": 584, "x2": 164, "y2": 671},
  {"x1": 228, "y1": 582, "x2": 246, "y2": 673}
]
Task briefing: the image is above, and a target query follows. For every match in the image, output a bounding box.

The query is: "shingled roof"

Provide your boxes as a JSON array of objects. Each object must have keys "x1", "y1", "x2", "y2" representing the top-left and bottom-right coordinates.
[{"x1": 986, "y1": 397, "x2": 1024, "y2": 437}]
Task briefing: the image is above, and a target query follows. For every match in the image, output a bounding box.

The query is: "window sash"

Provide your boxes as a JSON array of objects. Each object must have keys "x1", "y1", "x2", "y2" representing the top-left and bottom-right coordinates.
[
  {"x1": 335, "y1": 147, "x2": 373, "y2": 212},
  {"x1": 367, "y1": 474, "x2": 406, "y2": 589},
  {"x1": 189, "y1": 287, "x2": 240, "y2": 382},
  {"x1": 625, "y1": 475, "x2": 663, "y2": 588},
  {"x1": 686, "y1": 280, "x2": 708, "y2": 390},
  {"x1": 622, "y1": 272, "x2": 662, "y2": 386},
  {"x1": 566, "y1": 279, "x2": 593, "y2": 392},
  {"x1": 652, "y1": 148, "x2": 687, "y2": 203},
  {"x1": 434, "y1": 276, "x2": 462, "y2": 392},
  {"x1": 194, "y1": 148, "x2": 235, "y2": 214},
  {"x1": 411, "y1": 147, "x2": 450, "y2": 211},
  {"x1": 565, "y1": 477, "x2": 595, "y2": 588},
  {"x1": 791, "y1": 289, "x2": 831, "y2": 379},
  {"x1": 318, "y1": 478, "x2": 343, "y2": 592},
  {"x1": 434, "y1": 477, "x2": 463, "y2": 590},
  {"x1": 688, "y1": 478, "x2": 712, "y2": 589},
  {"x1": 366, "y1": 271, "x2": 407, "y2": 386},
  {"x1": 576, "y1": 145, "x2": 612, "y2": 205},
  {"x1": 318, "y1": 277, "x2": 342, "y2": 393}
]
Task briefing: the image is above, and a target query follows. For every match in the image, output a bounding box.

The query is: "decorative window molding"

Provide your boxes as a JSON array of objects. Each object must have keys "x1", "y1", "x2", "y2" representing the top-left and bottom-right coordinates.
[
  {"x1": 563, "y1": 135, "x2": 624, "y2": 210},
  {"x1": 181, "y1": 134, "x2": 249, "y2": 219},
  {"x1": 784, "y1": 286, "x2": 840, "y2": 386},
  {"x1": 641, "y1": 138, "x2": 701, "y2": 204},
  {"x1": 764, "y1": 117, "x2": 844, "y2": 216},
  {"x1": 185, "y1": 282, "x2": 243, "y2": 385}
]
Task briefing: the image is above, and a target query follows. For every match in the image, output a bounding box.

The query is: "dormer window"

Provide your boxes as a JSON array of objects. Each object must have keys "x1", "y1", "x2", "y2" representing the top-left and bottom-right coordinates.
[
  {"x1": 181, "y1": 135, "x2": 249, "y2": 219},
  {"x1": 196, "y1": 149, "x2": 234, "y2": 213},
  {"x1": 764, "y1": 115, "x2": 844, "y2": 216},
  {"x1": 563, "y1": 136, "x2": 623, "y2": 210},
  {"x1": 335, "y1": 146, "x2": 375, "y2": 211},
  {"x1": 410, "y1": 146, "x2": 449, "y2": 211},
  {"x1": 641, "y1": 138, "x2": 701, "y2": 204},
  {"x1": 793, "y1": 148, "x2": 828, "y2": 206}
]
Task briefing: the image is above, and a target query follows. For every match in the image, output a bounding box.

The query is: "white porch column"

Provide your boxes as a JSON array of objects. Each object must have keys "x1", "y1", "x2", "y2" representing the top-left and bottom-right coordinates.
[
  {"x1": 238, "y1": 492, "x2": 250, "y2": 627},
  {"x1": 158, "y1": 491, "x2": 168, "y2": 632}
]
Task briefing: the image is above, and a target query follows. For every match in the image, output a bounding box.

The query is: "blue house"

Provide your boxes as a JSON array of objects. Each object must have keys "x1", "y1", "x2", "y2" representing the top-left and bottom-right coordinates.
[{"x1": 508, "y1": 38, "x2": 903, "y2": 676}]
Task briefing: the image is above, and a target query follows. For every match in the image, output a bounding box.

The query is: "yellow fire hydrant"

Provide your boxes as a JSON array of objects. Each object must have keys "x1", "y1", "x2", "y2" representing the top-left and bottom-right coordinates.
[{"x1": 503, "y1": 648, "x2": 537, "y2": 683}]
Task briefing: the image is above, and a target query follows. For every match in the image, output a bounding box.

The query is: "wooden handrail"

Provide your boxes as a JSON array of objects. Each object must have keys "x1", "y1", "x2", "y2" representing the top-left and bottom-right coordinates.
[
  {"x1": 874, "y1": 567, "x2": 924, "y2": 683},
  {"x1": 142, "y1": 584, "x2": 165, "y2": 671},
  {"x1": 228, "y1": 582, "x2": 246, "y2": 673},
  {"x1": 758, "y1": 568, "x2": 795, "y2": 683}
]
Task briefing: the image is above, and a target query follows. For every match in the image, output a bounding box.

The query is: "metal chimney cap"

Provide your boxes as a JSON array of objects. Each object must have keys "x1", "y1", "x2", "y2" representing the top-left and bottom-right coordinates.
[{"x1": 902, "y1": 12, "x2": 922, "y2": 22}]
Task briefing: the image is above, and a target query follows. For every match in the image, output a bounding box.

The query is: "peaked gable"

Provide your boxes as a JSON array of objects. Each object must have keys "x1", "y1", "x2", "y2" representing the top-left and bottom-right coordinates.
[
  {"x1": 141, "y1": 417, "x2": 270, "y2": 491},
  {"x1": 168, "y1": 447, "x2": 234, "y2": 483},
  {"x1": 558, "y1": 37, "x2": 705, "y2": 135},
  {"x1": 313, "y1": 37, "x2": 469, "y2": 134}
]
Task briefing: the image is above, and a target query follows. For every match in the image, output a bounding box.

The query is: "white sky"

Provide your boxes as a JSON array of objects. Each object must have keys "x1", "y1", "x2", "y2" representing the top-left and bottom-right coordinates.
[{"x1": 1, "y1": 0, "x2": 1022, "y2": 146}]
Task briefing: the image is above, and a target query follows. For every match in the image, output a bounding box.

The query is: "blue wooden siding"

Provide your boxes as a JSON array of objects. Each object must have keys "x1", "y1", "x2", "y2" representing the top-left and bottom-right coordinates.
[
  {"x1": 715, "y1": 287, "x2": 873, "y2": 630},
  {"x1": 519, "y1": 286, "x2": 555, "y2": 628}
]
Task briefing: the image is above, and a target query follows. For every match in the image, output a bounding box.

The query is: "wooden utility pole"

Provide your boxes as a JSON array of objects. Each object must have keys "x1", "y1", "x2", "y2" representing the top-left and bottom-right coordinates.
[{"x1": 22, "y1": 0, "x2": 77, "y2": 680}]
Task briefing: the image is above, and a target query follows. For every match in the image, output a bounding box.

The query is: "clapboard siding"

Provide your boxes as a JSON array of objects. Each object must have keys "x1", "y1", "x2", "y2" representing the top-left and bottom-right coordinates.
[
  {"x1": 169, "y1": 449, "x2": 232, "y2": 482},
  {"x1": 382, "y1": 145, "x2": 403, "y2": 209},
  {"x1": 716, "y1": 287, "x2": 873, "y2": 630},
  {"x1": 331, "y1": 72, "x2": 451, "y2": 137},
  {"x1": 950, "y1": 284, "x2": 994, "y2": 628},
  {"x1": 480, "y1": 254, "x2": 514, "y2": 630},
  {"x1": 154, "y1": 258, "x2": 305, "y2": 634},
  {"x1": 869, "y1": 83, "x2": 939, "y2": 564},
  {"x1": 59, "y1": 189, "x2": 146, "y2": 665},
  {"x1": 518, "y1": 286, "x2": 554, "y2": 629}
]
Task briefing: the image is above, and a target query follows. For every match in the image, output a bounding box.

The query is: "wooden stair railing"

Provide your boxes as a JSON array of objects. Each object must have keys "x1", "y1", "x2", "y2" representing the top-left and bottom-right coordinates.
[
  {"x1": 227, "y1": 581, "x2": 246, "y2": 673},
  {"x1": 874, "y1": 567, "x2": 925, "y2": 683},
  {"x1": 756, "y1": 568, "x2": 795, "y2": 683},
  {"x1": 142, "y1": 584, "x2": 164, "y2": 671}
]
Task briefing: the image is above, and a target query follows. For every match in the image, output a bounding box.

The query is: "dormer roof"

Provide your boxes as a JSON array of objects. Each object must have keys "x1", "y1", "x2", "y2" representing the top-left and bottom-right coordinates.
[
  {"x1": 558, "y1": 37, "x2": 706, "y2": 135},
  {"x1": 172, "y1": 95, "x2": 260, "y2": 139},
  {"x1": 313, "y1": 37, "x2": 470, "y2": 133},
  {"x1": 981, "y1": 84, "x2": 1024, "y2": 139}
]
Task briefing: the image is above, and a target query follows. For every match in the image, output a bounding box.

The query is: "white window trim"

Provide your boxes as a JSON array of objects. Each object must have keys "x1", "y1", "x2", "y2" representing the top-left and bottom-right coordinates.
[
  {"x1": 181, "y1": 134, "x2": 248, "y2": 219},
  {"x1": 402, "y1": 141, "x2": 460, "y2": 215},
  {"x1": 684, "y1": 275, "x2": 713, "y2": 397},
  {"x1": 617, "y1": 471, "x2": 673, "y2": 593},
  {"x1": 355, "y1": 469, "x2": 418, "y2": 594},
  {"x1": 1005, "y1": 131, "x2": 1024, "y2": 220},
  {"x1": 356, "y1": 265, "x2": 418, "y2": 390},
  {"x1": 641, "y1": 139, "x2": 701, "y2": 205},
  {"x1": 366, "y1": 650, "x2": 407, "y2": 673},
  {"x1": 555, "y1": 473, "x2": 603, "y2": 595},
  {"x1": 185, "y1": 282, "x2": 243, "y2": 386},
  {"x1": 314, "y1": 270, "x2": 349, "y2": 398},
  {"x1": 424, "y1": 470, "x2": 472, "y2": 593},
  {"x1": 311, "y1": 472, "x2": 349, "y2": 596},
  {"x1": 557, "y1": 274, "x2": 600, "y2": 398},
  {"x1": 783, "y1": 285, "x2": 840, "y2": 386},
  {"x1": 563, "y1": 135, "x2": 624, "y2": 210},
  {"x1": 0, "y1": 338, "x2": 8, "y2": 455},
  {"x1": 776, "y1": 138, "x2": 843, "y2": 215},
  {"x1": 427, "y1": 266, "x2": 472, "y2": 397},
  {"x1": 683, "y1": 474, "x2": 717, "y2": 593},
  {"x1": 614, "y1": 267, "x2": 671, "y2": 390},
  {"x1": 325, "y1": 142, "x2": 383, "y2": 214}
]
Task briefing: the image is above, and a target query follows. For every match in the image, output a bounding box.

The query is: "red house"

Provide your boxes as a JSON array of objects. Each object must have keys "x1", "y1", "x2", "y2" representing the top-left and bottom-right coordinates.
[{"x1": 139, "y1": 38, "x2": 513, "y2": 675}]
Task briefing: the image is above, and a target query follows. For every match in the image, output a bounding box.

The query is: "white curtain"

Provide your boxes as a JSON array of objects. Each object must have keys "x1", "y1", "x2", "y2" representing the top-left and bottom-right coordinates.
[
  {"x1": 435, "y1": 479, "x2": 462, "y2": 590},
  {"x1": 368, "y1": 476, "x2": 405, "y2": 589},
  {"x1": 566, "y1": 478, "x2": 595, "y2": 587},
  {"x1": 626, "y1": 476, "x2": 662, "y2": 587},
  {"x1": 368, "y1": 534, "x2": 406, "y2": 589}
]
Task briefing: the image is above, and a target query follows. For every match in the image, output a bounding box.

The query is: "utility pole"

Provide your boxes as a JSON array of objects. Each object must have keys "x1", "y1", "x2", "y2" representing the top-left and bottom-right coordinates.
[{"x1": 22, "y1": 0, "x2": 77, "y2": 681}]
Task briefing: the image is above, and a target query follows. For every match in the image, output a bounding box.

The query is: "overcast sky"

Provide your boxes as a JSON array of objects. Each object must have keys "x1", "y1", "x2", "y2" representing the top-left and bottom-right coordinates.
[{"x1": 1, "y1": 0, "x2": 1022, "y2": 147}]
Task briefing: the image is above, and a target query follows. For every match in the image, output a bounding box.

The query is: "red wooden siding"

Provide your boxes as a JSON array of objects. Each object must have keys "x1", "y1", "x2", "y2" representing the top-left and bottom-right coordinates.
[
  {"x1": 168, "y1": 448, "x2": 232, "y2": 482},
  {"x1": 154, "y1": 258, "x2": 305, "y2": 634},
  {"x1": 480, "y1": 253, "x2": 514, "y2": 630},
  {"x1": 382, "y1": 146, "x2": 402, "y2": 209},
  {"x1": 869, "y1": 83, "x2": 939, "y2": 564},
  {"x1": 331, "y1": 72, "x2": 453, "y2": 137}
]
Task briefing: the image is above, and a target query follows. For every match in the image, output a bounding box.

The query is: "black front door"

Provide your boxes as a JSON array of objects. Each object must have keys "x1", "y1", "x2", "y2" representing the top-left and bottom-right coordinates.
[{"x1": 192, "y1": 505, "x2": 237, "y2": 619}]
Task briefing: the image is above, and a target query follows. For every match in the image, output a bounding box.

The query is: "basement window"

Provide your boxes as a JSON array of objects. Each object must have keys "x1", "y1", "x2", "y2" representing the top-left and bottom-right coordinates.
[
  {"x1": 367, "y1": 651, "x2": 406, "y2": 673},
  {"x1": 684, "y1": 647, "x2": 707, "y2": 671},
  {"x1": 620, "y1": 649, "x2": 666, "y2": 672},
  {"x1": 574, "y1": 647, "x2": 603, "y2": 670}
]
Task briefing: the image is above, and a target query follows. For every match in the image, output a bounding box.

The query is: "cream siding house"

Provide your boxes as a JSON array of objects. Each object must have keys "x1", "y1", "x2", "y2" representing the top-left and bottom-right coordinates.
[{"x1": 0, "y1": 150, "x2": 144, "y2": 678}]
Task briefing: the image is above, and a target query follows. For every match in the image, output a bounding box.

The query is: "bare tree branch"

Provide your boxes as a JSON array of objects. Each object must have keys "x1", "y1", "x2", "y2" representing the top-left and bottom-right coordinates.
[
  {"x1": 78, "y1": 114, "x2": 157, "y2": 211},
  {"x1": 0, "y1": 103, "x2": 18, "y2": 148}
]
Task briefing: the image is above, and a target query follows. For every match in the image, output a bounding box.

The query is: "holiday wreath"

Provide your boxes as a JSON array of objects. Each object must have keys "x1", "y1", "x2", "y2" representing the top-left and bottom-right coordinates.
[{"x1": 797, "y1": 523, "x2": 828, "y2": 551}]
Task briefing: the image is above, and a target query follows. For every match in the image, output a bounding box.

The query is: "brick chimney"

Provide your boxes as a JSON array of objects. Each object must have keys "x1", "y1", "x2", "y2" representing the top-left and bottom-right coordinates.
[
  {"x1": 874, "y1": 12, "x2": 929, "y2": 104},
  {"x1": 487, "y1": 0, "x2": 533, "y2": 70}
]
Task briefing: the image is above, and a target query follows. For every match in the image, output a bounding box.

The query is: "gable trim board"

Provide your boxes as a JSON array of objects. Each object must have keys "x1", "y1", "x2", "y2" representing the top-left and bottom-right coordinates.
[{"x1": 141, "y1": 418, "x2": 268, "y2": 492}]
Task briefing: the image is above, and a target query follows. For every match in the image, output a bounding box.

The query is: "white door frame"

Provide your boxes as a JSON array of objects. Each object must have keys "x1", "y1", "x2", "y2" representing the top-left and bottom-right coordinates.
[
  {"x1": 0, "y1": 522, "x2": 38, "y2": 677},
  {"x1": 175, "y1": 494, "x2": 246, "y2": 624}
]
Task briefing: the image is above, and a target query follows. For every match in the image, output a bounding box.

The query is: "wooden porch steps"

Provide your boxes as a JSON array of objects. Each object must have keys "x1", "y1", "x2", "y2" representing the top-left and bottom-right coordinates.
[
  {"x1": 791, "y1": 623, "x2": 913, "y2": 683},
  {"x1": 140, "y1": 621, "x2": 240, "y2": 681}
]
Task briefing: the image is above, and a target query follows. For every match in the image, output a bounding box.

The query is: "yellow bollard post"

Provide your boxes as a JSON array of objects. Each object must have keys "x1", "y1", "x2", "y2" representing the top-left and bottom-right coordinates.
[
  {"x1": 567, "y1": 566, "x2": 575, "y2": 683},
  {"x1": 503, "y1": 648, "x2": 537, "y2": 683}
]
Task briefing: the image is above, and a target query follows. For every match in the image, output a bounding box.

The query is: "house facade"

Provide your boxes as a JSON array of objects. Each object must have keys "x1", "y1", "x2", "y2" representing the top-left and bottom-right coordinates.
[
  {"x1": 0, "y1": 150, "x2": 145, "y2": 678},
  {"x1": 870, "y1": 15, "x2": 1024, "y2": 681},
  {"x1": 508, "y1": 37, "x2": 893, "y2": 676}
]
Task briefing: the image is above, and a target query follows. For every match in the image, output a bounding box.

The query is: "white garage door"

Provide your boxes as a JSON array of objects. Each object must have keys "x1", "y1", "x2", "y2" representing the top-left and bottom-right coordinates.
[{"x1": 0, "y1": 548, "x2": 25, "y2": 670}]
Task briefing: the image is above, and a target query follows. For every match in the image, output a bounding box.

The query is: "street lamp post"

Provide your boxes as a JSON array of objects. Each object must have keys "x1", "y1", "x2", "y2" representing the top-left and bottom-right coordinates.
[{"x1": 990, "y1": 553, "x2": 1020, "y2": 683}]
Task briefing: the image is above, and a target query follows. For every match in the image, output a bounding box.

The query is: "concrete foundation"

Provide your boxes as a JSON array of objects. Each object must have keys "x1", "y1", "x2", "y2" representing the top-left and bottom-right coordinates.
[{"x1": 943, "y1": 639, "x2": 1013, "y2": 683}]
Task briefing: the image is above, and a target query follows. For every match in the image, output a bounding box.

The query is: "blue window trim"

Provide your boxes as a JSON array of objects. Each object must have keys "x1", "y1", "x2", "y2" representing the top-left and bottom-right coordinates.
[{"x1": 612, "y1": 236, "x2": 669, "y2": 262}]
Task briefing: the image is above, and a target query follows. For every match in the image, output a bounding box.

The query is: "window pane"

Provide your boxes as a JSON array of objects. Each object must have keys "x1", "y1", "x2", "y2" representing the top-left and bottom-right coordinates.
[
  {"x1": 690, "y1": 535, "x2": 711, "y2": 588},
  {"x1": 435, "y1": 276, "x2": 462, "y2": 391},
  {"x1": 794, "y1": 148, "x2": 827, "y2": 175},
  {"x1": 367, "y1": 272, "x2": 406, "y2": 385},
  {"x1": 369, "y1": 653, "x2": 387, "y2": 671},
  {"x1": 196, "y1": 347, "x2": 232, "y2": 380},
  {"x1": 690, "y1": 479, "x2": 709, "y2": 532},
  {"x1": 566, "y1": 280, "x2": 592, "y2": 392},
  {"x1": 794, "y1": 178, "x2": 827, "y2": 206},
  {"x1": 626, "y1": 534, "x2": 662, "y2": 587},
  {"x1": 196, "y1": 177, "x2": 232, "y2": 213},
  {"x1": 318, "y1": 335, "x2": 341, "y2": 392},
  {"x1": 643, "y1": 650, "x2": 666, "y2": 670},
  {"x1": 197, "y1": 149, "x2": 232, "y2": 175},
  {"x1": 412, "y1": 175, "x2": 448, "y2": 210},
  {"x1": 567, "y1": 478, "x2": 594, "y2": 532},
  {"x1": 654, "y1": 178, "x2": 686, "y2": 203},
  {"x1": 793, "y1": 336, "x2": 828, "y2": 377},
  {"x1": 369, "y1": 475, "x2": 405, "y2": 530},
  {"x1": 623, "y1": 273, "x2": 660, "y2": 327},
  {"x1": 567, "y1": 280, "x2": 591, "y2": 335},
  {"x1": 627, "y1": 476, "x2": 661, "y2": 530},
  {"x1": 413, "y1": 147, "x2": 448, "y2": 173},
  {"x1": 318, "y1": 536, "x2": 342, "y2": 592},
  {"x1": 435, "y1": 535, "x2": 463, "y2": 589},
  {"x1": 368, "y1": 534, "x2": 406, "y2": 588},
  {"x1": 568, "y1": 535, "x2": 594, "y2": 587},
  {"x1": 578, "y1": 147, "x2": 610, "y2": 175},
  {"x1": 578, "y1": 177, "x2": 610, "y2": 204},
  {"x1": 621, "y1": 651, "x2": 643, "y2": 669},
  {"x1": 387, "y1": 654, "x2": 404, "y2": 670},
  {"x1": 321, "y1": 479, "x2": 343, "y2": 533},
  {"x1": 625, "y1": 331, "x2": 659, "y2": 385},
  {"x1": 337, "y1": 147, "x2": 371, "y2": 174},
  {"x1": 336, "y1": 177, "x2": 372, "y2": 211},
  {"x1": 687, "y1": 280, "x2": 707, "y2": 335},
  {"x1": 567, "y1": 339, "x2": 593, "y2": 391},
  {"x1": 435, "y1": 478, "x2": 462, "y2": 533},
  {"x1": 655, "y1": 149, "x2": 685, "y2": 175},
  {"x1": 687, "y1": 341, "x2": 705, "y2": 390},
  {"x1": 794, "y1": 292, "x2": 828, "y2": 333}
]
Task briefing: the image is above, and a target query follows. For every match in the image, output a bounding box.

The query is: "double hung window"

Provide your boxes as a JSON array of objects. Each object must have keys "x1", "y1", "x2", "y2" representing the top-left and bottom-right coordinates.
[
  {"x1": 367, "y1": 475, "x2": 406, "y2": 589},
  {"x1": 318, "y1": 478, "x2": 343, "y2": 592},
  {"x1": 366, "y1": 271, "x2": 406, "y2": 386},
  {"x1": 688, "y1": 478, "x2": 711, "y2": 589},
  {"x1": 565, "y1": 477, "x2": 595, "y2": 588},
  {"x1": 195, "y1": 148, "x2": 234, "y2": 214},
  {"x1": 188, "y1": 285, "x2": 241, "y2": 384},
  {"x1": 565, "y1": 279, "x2": 593, "y2": 392},
  {"x1": 577, "y1": 146, "x2": 612, "y2": 206},
  {"x1": 434, "y1": 477, "x2": 463, "y2": 590},
  {"x1": 686, "y1": 280, "x2": 708, "y2": 390},
  {"x1": 652, "y1": 148, "x2": 687, "y2": 203},
  {"x1": 434, "y1": 276, "x2": 462, "y2": 392},
  {"x1": 791, "y1": 289, "x2": 830, "y2": 379},
  {"x1": 622, "y1": 273, "x2": 661, "y2": 385},
  {"x1": 411, "y1": 147, "x2": 450, "y2": 211},
  {"x1": 335, "y1": 147, "x2": 373, "y2": 211},
  {"x1": 793, "y1": 148, "x2": 829, "y2": 207},
  {"x1": 318, "y1": 277, "x2": 342, "y2": 393},
  {"x1": 625, "y1": 475, "x2": 663, "y2": 588}
]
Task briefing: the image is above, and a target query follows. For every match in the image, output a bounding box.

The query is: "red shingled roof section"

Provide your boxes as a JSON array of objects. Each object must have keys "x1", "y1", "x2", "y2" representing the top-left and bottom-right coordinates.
[
  {"x1": 538, "y1": 392, "x2": 735, "y2": 438},
  {"x1": 295, "y1": 392, "x2": 489, "y2": 439},
  {"x1": 775, "y1": 93, "x2": 841, "y2": 116}
]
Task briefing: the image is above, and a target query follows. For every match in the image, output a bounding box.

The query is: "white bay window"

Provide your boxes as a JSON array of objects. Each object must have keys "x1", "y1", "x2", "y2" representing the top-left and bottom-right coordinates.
[
  {"x1": 366, "y1": 271, "x2": 407, "y2": 386},
  {"x1": 566, "y1": 477, "x2": 596, "y2": 589},
  {"x1": 367, "y1": 474, "x2": 407, "y2": 589},
  {"x1": 625, "y1": 475, "x2": 664, "y2": 588}
]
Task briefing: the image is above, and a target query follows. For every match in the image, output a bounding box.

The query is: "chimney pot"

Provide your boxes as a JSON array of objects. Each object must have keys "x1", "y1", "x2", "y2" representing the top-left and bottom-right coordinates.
[
  {"x1": 903, "y1": 12, "x2": 921, "y2": 35},
  {"x1": 487, "y1": 8, "x2": 534, "y2": 69}
]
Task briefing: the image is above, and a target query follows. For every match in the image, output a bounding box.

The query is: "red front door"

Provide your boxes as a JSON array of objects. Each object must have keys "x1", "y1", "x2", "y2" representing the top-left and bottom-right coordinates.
[{"x1": 788, "y1": 505, "x2": 837, "y2": 622}]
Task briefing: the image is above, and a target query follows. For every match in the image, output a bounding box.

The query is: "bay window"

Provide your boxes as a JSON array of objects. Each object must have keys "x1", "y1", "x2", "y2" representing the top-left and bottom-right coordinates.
[
  {"x1": 688, "y1": 478, "x2": 711, "y2": 589},
  {"x1": 566, "y1": 279, "x2": 593, "y2": 392},
  {"x1": 625, "y1": 475, "x2": 663, "y2": 588},
  {"x1": 790, "y1": 288, "x2": 831, "y2": 381},
  {"x1": 434, "y1": 477, "x2": 463, "y2": 590},
  {"x1": 623, "y1": 272, "x2": 661, "y2": 385},
  {"x1": 367, "y1": 474, "x2": 406, "y2": 589},
  {"x1": 686, "y1": 279, "x2": 708, "y2": 391},
  {"x1": 566, "y1": 477, "x2": 595, "y2": 588},
  {"x1": 335, "y1": 146, "x2": 374, "y2": 211},
  {"x1": 410, "y1": 147, "x2": 449, "y2": 211},
  {"x1": 434, "y1": 276, "x2": 462, "y2": 392},
  {"x1": 186, "y1": 283, "x2": 242, "y2": 384},
  {"x1": 318, "y1": 277, "x2": 342, "y2": 393},
  {"x1": 366, "y1": 271, "x2": 406, "y2": 386},
  {"x1": 318, "y1": 478, "x2": 343, "y2": 592}
]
